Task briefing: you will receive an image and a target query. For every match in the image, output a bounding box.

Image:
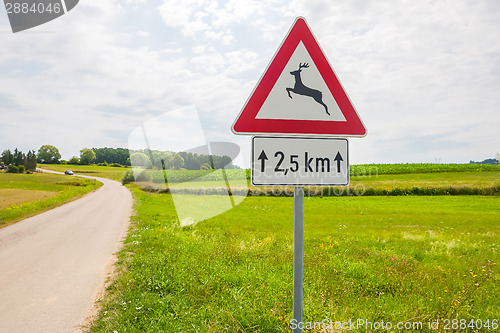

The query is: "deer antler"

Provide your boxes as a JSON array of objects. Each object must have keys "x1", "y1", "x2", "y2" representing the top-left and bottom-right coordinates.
[{"x1": 299, "y1": 63, "x2": 310, "y2": 69}]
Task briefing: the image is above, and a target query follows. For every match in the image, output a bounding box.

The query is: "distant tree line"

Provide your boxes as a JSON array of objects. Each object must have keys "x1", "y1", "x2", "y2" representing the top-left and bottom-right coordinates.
[
  {"x1": 1, "y1": 145, "x2": 239, "y2": 171},
  {"x1": 179, "y1": 151, "x2": 236, "y2": 170},
  {"x1": 92, "y1": 147, "x2": 130, "y2": 165},
  {"x1": 128, "y1": 150, "x2": 239, "y2": 170},
  {"x1": 0, "y1": 148, "x2": 37, "y2": 173},
  {"x1": 469, "y1": 158, "x2": 499, "y2": 165}
]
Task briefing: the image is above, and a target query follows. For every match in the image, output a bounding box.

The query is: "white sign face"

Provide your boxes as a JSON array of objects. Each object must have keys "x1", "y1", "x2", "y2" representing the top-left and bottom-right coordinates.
[
  {"x1": 252, "y1": 136, "x2": 349, "y2": 186},
  {"x1": 255, "y1": 41, "x2": 346, "y2": 122}
]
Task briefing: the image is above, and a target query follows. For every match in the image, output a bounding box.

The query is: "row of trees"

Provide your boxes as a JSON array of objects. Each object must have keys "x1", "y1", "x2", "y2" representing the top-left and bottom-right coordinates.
[
  {"x1": 1, "y1": 145, "x2": 239, "y2": 171},
  {"x1": 35, "y1": 145, "x2": 97, "y2": 165},
  {"x1": 129, "y1": 151, "x2": 185, "y2": 170},
  {"x1": 1, "y1": 145, "x2": 101, "y2": 170},
  {"x1": 128, "y1": 150, "x2": 238, "y2": 170},
  {"x1": 469, "y1": 154, "x2": 500, "y2": 165},
  {"x1": 1, "y1": 148, "x2": 37, "y2": 172},
  {"x1": 93, "y1": 147, "x2": 130, "y2": 165}
]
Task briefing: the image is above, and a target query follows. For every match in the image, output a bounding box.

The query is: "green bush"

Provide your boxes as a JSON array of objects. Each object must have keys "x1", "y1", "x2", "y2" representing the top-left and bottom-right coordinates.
[
  {"x1": 200, "y1": 163, "x2": 212, "y2": 170},
  {"x1": 122, "y1": 168, "x2": 153, "y2": 185},
  {"x1": 7, "y1": 165, "x2": 18, "y2": 173},
  {"x1": 68, "y1": 156, "x2": 79, "y2": 165},
  {"x1": 136, "y1": 169, "x2": 152, "y2": 182},
  {"x1": 121, "y1": 169, "x2": 135, "y2": 185},
  {"x1": 17, "y1": 165, "x2": 25, "y2": 173},
  {"x1": 109, "y1": 163, "x2": 123, "y2": 167},
  {"x1": 97, "y1": 162, "x2": 109, "y2": 166}
]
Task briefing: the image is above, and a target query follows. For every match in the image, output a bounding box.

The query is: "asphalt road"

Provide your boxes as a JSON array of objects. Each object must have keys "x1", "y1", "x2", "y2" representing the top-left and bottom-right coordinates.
[{"x1": 0, "y1": 170, "x2": 132, "y2": 332}]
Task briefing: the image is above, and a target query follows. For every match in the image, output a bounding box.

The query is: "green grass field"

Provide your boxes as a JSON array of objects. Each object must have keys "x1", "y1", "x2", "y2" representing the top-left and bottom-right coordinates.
[
  {"x1": 0, "y1": 172, "x2": 101, "y2": 228},
  {"x1": 39, "y1": 164, "x2": 129, "y2": 181},
  {"x1": 90, "y1": 177, "x2": 499, "y2": 332}
]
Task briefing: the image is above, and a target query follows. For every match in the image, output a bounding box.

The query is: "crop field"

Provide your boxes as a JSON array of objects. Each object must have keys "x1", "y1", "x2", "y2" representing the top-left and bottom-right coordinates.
[
  {"x1": 136, "y1": 171, "x2": 499, "y2": 198},
  {"x1": 90, "y1": 165, "x2": 499, "y2": 332},
  {"x1": 135, "y1": 163, "x2": 499, "y2": 185},
  {"x1": 0, "y1": 172, "x2": 101, "y2": 228},
  {"x1": 349, "y1": 163, "x2": 498, "y2": 175},
  {"x1": 127, "y1": 164, "x2": 499, "y2": 198}
]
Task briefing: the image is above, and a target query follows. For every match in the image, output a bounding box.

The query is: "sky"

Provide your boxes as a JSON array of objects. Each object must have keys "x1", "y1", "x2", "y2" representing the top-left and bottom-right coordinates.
[{"x1": 0, "y1": 0, "x2": 499, "y2": 164}]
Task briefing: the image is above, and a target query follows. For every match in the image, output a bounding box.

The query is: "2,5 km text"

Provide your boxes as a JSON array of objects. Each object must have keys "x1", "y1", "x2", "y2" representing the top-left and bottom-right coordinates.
[{"x1": 251, "y1": 136, "x2": 349, "y2": 186}]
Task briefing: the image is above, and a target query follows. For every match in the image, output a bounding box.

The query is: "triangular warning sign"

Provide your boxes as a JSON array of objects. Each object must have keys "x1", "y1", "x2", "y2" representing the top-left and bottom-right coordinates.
[{"x1": 232, "y1": 17, "x2": 367, "y2": 137}]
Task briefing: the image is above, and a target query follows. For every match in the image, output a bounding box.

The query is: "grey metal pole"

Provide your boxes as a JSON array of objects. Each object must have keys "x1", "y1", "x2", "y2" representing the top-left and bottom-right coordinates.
[{"x1": 293, "y1": 186, "x2": 304, "y2": 332}]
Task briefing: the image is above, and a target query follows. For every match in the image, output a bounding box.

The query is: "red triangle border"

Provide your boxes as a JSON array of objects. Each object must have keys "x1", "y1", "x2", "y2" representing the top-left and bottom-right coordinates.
[{"x1": 232, "y1": 17, "x2": 366, "y2": 137}]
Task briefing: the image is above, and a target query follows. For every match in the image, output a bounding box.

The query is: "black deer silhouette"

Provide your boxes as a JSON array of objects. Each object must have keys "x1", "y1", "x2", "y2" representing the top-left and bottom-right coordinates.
[{"x1": 286, "y1": 63, "x2": 330, "y2": 115}]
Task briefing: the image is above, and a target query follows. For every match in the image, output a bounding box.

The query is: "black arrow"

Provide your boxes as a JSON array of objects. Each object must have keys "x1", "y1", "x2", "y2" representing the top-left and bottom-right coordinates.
[
  {"x1": 334, "y1": 152, "x2": 343, "y2": 173},
  {"x1": 258, "y1": 150, "x2": 268, "y2": 172}
]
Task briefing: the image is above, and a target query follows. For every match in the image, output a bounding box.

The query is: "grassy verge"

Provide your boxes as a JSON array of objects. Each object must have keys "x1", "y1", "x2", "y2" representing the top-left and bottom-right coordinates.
[
  {"x1": 0, "y1": 172, "x2": 102, "y2": 228},
  {"x1": 39, "y1": 164, "x2": 129, "y2": 181},
  {"x1": 90, "y1": 187, "x2": 499, "y2": 332}
]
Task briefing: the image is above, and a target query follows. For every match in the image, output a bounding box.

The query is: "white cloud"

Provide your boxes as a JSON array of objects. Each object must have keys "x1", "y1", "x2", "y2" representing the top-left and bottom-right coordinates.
[
  {"x1": 158, "y1": 0, "x2": 209, "y2": 36},
  {"x1": 0, "y1": 0, "x2": 498, "y2": 163}
]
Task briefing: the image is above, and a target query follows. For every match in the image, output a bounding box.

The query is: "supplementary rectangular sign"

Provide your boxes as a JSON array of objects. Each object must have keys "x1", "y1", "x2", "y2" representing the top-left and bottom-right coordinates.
[{"x1": 251, "y1": 136, "x2": 349, "y2": 186}]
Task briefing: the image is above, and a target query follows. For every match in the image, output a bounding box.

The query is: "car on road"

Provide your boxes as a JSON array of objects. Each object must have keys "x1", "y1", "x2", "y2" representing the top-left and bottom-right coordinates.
[{"x1": 64, "y1": 170, "x2": 74, "y2": 175}]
